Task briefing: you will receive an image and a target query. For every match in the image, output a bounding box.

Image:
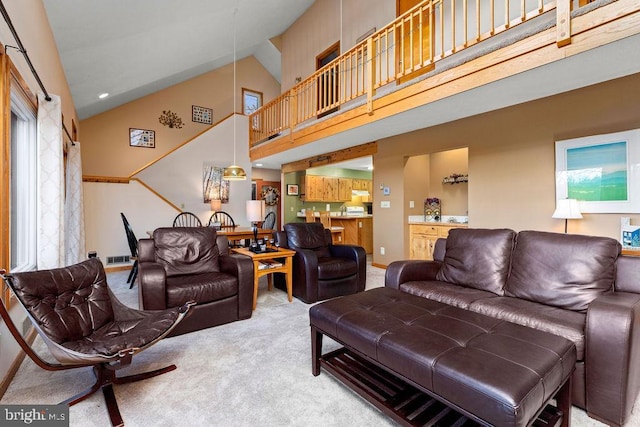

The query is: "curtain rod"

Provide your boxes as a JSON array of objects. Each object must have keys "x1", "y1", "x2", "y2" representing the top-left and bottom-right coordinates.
[{"x1": 0, "y1": 1, "x2": 75, "y2": 146}]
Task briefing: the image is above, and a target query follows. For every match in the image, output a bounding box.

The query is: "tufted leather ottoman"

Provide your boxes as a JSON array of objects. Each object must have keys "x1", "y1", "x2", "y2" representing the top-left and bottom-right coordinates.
[{"x1": 310, "y1": 287, "x2": 576, "y2": 427}]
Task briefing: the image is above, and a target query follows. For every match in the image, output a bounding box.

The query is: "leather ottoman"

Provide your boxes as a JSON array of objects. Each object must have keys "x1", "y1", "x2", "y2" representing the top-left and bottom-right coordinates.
[{"x1": 310, "y1": 287, "x2": 576, "y2": 427}]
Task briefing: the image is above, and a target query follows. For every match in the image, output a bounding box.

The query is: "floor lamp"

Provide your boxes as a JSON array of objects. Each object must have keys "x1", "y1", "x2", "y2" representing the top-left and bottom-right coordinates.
[
  {"x1": 246, "y1": 200, "x2": 266, "y2": 252},
  {"x1": 552, "y1": 199, "x2": 583, "y2": 233}
]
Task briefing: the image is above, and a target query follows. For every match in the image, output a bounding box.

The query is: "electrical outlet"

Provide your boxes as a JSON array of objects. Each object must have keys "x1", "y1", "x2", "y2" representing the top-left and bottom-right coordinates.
[
  {"x1": 409, "y1": 200, "x2": 415, "y2": 208},
  {"x1": 290, "y1": 207, "x2": 294, "y2": 212},
  {"x1": 380, "y1": 247, "x2": 385, "y2": 255}
]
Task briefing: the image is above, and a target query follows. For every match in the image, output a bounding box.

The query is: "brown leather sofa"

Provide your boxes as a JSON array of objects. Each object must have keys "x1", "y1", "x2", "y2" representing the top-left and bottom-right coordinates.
[
  {"x1": 385, "y1": 228, "x2": 640, "y2": 426},
  {"x1": 273, "y1": 222, "x2": 366, "y2": 303},
  {"x1": 138, "y1": 227, "x2": 254, "y2": 336}
]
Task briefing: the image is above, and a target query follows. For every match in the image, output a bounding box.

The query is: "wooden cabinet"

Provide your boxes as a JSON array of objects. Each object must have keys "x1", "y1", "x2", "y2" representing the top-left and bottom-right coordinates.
[
  {"x1": 330, "y1": 217, "x2": 373, "y2": 253},
  {"x1": 358, "y1": 217, "x2": 373, "y2": 253},
  {"x1": 301, "y1": 175, "x2": 324, "y2": 201},
  {"x1": 324, "y1": 177, "x2": 339, "y2": 201},
  {"x1": 338, "y1": 178, "x2": 353, "y2": 201},
  {"x1": 409, "y1": 223, "x2": 466, "y2": 260},
  {"x1": 301, "y1": 175, "x2": 371, "y2": 202}
]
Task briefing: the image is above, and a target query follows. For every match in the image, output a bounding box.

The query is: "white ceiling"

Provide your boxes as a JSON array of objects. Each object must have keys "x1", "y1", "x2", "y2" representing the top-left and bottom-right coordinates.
[{"x1": 42, "y1": 0, "x2": 315, "y2": 119}]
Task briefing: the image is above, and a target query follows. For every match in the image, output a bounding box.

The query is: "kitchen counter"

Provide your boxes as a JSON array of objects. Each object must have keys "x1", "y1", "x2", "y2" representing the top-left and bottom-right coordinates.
[
  {"x1": 296, "y1": 212, "x2": 373, "y2": 219},
  {"x1": 297, "y1": 213, "x2": 373, "y2": 253},
  {"x1": 408, "y1": 215, "x2": 468, "y2": 225}
]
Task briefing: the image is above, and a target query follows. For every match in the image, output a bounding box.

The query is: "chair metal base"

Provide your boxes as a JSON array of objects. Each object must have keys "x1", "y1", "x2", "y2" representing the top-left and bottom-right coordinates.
[{"x1": 61, "y1": 362, "x2": 177, "y2": 427}]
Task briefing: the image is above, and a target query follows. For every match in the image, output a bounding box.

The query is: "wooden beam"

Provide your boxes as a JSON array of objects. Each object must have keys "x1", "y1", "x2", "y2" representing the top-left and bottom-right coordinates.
[
  {"x1": 82, "y1": 175, "x2": 130, "y2": 183},
  {"x1": 281, "y1": 142, "x2": 377, "y2": 174}
]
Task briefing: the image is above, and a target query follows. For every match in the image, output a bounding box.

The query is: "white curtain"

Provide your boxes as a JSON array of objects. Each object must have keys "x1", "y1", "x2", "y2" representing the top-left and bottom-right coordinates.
[
  {"x1": 64, "y1": 141, "x2": 86, "y2": 265},
  {"x1": 37, "y1": 93, "x2": 65, "y2": 269}
]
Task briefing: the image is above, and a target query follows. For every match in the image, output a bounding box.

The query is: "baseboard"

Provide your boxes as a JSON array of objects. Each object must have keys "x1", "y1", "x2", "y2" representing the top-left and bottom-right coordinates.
[
  {"x1": 104, "y1": 265, "x2": 133, "y2": 273},
  {"x1": 371, "y1": 262, "x2": 387, "y2": 269},
  {"x1": 0, "y1": 328, "x2": 37, "y2": 400}
]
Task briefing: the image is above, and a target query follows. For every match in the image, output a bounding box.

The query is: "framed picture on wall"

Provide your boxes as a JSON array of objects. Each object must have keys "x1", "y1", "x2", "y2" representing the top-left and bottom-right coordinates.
[
  {"x1": 129, "y1": 128, "x2": 155, "y2": 148},
  {"x1": 287, "y1": 184, "x2": 299, "y2": 196},
  {"x1": 192, "y1": 105, "x2": 213, "y2": 124},
  {"x1": 555, "y1": 129, "x2": 640, "y2": 213}
]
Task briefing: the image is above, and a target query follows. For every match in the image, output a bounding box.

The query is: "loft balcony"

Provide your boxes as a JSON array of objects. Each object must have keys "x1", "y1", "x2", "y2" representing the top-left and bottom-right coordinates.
[{"x1": 248, "y1": 0, "x2": 640, "y2": 167}]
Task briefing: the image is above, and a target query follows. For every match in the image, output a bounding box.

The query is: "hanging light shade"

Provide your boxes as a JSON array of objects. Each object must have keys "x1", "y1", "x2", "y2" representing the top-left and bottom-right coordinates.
[
  {"x1": 223, "y1": 165, "x2": 246, "y2": 180},
  {"x1": 223, "y1": 8, "x2": 247, "y2": 181}
]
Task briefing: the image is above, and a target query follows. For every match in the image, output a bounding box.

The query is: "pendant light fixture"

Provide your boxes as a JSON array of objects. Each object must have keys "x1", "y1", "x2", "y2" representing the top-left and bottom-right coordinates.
[{"x1": 223, "y1": 7, "x2": 247, "y2": 181}]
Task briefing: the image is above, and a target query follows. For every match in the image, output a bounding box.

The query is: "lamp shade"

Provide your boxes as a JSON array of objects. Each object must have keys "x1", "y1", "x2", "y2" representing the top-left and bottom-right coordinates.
[
  {"x1": 223, "y1": 165, "x2": 247, "y2": 181},
  {"x1": 210, "y1": 199, "x2": 222, "y2": 212},
  {"x1": 246, "y1": 200, "x2": 266, "y2": 222},
  {"x1": 552, "y1": 199, "x2": 583, "y2": 219}
]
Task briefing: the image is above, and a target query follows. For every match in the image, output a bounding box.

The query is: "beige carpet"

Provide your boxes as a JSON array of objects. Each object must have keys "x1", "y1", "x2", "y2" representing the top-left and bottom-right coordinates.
[{"x1": 1, "y1": 260, "x2": 638, "y2": 426}]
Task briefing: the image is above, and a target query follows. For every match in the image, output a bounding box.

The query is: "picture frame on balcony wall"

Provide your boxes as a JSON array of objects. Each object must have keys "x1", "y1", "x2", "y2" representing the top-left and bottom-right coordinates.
[
  {"x1": 129, "y1": 128, "x2": 155, "y2": 148},
  {"x1": 555, "y1": 129, "x2": 640, "y2": 213}
]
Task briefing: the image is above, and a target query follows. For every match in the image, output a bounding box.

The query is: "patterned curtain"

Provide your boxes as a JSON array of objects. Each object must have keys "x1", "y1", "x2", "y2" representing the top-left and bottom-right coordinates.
[
  {"x1": 64, "y1": 141, "x2": 86, "y2": 265},
  {"x1": 37, "y1": 93, "x2": 65, "y2": 268}
]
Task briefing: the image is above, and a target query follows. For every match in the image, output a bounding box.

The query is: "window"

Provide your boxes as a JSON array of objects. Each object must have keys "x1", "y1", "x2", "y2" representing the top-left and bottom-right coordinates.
[
  {"x1": 9, "y1": 87, "x2": 37, "y2": 272},
  {"x1": 242, "y1": 88, "x2": 263, "y2": 115}
]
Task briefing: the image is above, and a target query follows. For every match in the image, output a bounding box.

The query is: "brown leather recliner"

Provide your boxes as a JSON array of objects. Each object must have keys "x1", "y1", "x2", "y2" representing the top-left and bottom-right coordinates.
[
  {"x1": 138, "y1": 227, "x2": 254, "y2": 336},
  {"x1": 273, "y1": 222, "x2": 366, "y2": 303}
]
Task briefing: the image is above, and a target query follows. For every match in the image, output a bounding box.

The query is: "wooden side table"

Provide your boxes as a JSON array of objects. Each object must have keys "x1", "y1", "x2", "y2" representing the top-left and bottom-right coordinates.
[{"x1": 232, "y1": 247, "x2": 296, "y2": 310}]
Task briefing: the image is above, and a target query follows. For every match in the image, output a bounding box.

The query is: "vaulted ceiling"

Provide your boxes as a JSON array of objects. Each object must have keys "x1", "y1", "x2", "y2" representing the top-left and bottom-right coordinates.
[{"x1": 42, "y1": 0, "x2": 315, "y2": 119}]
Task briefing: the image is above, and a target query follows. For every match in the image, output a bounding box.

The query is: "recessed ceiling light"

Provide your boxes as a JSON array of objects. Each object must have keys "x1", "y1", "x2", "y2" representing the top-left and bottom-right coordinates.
[
  {"x1": 98, "y1": 93, "x2": 109, "y2": 99},
  {"x1": 255, "y1": 163, "x2": 263, "y2": 167},
  {"x1": 367, "y1": 165, "x2": 374, "y2": 170}
]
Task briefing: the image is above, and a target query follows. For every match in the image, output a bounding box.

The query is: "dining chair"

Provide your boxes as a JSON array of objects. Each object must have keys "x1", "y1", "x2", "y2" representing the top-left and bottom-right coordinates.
[
  {"x1": 262, "y1": 211, "x2": 276, "y2": 230},
  {"x1": 207, "y1": 211, "x2": 236, "y2": 229},
  {"x1": 305, "y1": 210, "x2": 316, "y2": 223},
  {"x1": 0, "y1": 258, "x2": 194, "y2": 427},
  {"x1": 120, "y1": 212, "x2": 139, "y2": 288},
  {"x1": 320, "y1": 211, "x2": 344, "y2": 244},
  {"x1": 173, "y1": 212, "x2": 202, "y2": 227}
]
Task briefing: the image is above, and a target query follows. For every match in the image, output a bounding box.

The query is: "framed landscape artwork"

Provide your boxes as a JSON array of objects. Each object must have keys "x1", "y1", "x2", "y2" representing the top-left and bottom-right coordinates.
[{"x1": 555, "y1": 129, "x2": 640, "y2": 213}]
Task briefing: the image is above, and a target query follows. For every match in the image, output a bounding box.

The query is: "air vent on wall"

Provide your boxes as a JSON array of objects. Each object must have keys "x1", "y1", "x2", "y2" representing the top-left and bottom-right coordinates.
[{"x1": 106, "y1": 255, "x2": 131, "y2": 265}]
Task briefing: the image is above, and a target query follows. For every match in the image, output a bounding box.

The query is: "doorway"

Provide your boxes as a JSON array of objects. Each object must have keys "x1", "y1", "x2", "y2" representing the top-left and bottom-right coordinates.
[
  {"x1": 255, "y1": 180, "x2": 282, "y2": 231},
  {"x1": 316, "y1": 42, "x2": 340, "y2": 118}
]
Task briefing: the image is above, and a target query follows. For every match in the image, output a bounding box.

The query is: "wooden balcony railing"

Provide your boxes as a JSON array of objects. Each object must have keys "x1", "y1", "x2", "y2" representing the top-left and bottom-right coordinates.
[{"x1": 249, "y1": 0, "x2": 588, "y2": 148}]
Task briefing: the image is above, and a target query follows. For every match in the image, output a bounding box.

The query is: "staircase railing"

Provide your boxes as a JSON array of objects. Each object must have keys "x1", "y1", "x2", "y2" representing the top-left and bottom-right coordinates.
[{"x1": 249, "y1": 0, "x2": 577, "y2": 147}]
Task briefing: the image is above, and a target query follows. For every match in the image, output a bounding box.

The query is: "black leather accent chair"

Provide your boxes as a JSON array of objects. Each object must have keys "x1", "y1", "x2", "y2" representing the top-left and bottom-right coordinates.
[
  {"x1": 273, "y1": 222, "x2": 366, "y2": 303},
  {"x1": 0, "y1": 258, "x2": 193, "y2": 427},
  {"x1": 138, "y1": 227, "x2": 254, "y2": 336}
]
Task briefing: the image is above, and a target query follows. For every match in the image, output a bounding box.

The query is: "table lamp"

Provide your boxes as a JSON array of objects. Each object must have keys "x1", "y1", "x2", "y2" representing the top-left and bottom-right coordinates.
[
  {"x1": 246, "y1": 200, "x2": 266, "y2": 252},
  {"x1": 210, "y1": 198, "x2": 222, "y2": 213},
  {"x1": 552, "y1": 198, "x2": 583, "y2": 233}
]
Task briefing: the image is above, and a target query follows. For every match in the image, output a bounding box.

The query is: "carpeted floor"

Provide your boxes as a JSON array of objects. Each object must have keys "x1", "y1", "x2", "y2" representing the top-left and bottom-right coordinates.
[{"x1": 1, "y1": 259, "x2": 638, "y2": 426}]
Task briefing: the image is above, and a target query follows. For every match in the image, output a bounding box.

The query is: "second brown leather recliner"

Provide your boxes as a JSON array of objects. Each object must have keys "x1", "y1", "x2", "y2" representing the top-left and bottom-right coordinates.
[
  {"x1": 273, "y1": 222, "x2": 366, "y2": 303},
  {"x1": 138, "y1": 227, "x2": 254, "y2": 336}
]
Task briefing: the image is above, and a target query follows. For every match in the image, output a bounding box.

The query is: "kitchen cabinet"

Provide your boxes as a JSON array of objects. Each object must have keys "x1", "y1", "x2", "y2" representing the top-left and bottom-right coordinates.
[
  {"x1": 331, "y1": 217, "x2": 373, "y2": 253},
  {"x1": 301, "y1": 175, "x2": 356, "y2": 202},
  {"x1": 338, "y1": 178, "x2": 353, "y2": 201},
  {"x1": 324, "y1": 177, "x2": 339, "y2": 201},
  {"x1": 301, "y1": 175, "x2": 324, "y2": 201},
  {"x1": 409, "y1": 223, "x2": 466, "y2": 260}
]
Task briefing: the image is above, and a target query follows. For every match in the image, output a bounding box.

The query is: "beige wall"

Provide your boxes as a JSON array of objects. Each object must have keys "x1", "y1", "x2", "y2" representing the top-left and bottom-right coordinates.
[
  {"x1": 280, "y1": 0, "x2": 394, "y2": 92},
  {"x1": 430, "y1": 148, "x2": 468, "y2": 216},
  {"x1": 80, "y1": 56, "x2": 280, "y2": 177},
  {"x1": 373, "y1": 72, "x2": 640, "y2": 265},
  {"x1": 0, "y1": 0, "x2": 78, "y2": 395},
  {"x1": 404, "y1": 154, "x2": 430, "y2": 216},
  {"x1": 0, "y1": 1, "x2": 78, "y2": 137}
]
